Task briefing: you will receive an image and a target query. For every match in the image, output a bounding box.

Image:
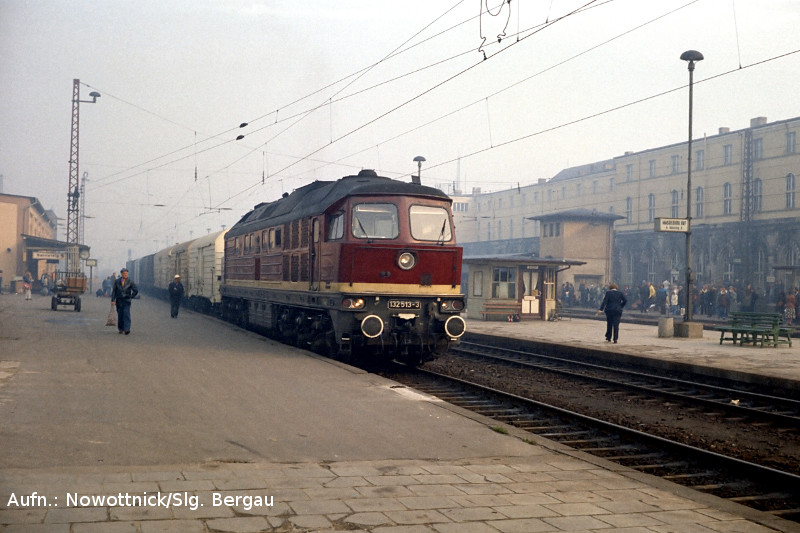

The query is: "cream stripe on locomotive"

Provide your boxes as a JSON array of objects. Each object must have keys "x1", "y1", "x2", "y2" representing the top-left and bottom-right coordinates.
[{"x1": 224, "y1": 278, "x2": 462, "y2": 295}]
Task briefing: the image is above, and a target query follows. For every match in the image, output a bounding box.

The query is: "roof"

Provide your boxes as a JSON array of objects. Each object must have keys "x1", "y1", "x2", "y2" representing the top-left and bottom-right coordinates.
[
  {"x1": 21, "y1": 234, "x2": 90, "y2": 254},
  {"x1": 463, "y1": 253, "x2": 586, "y2": 267},
  {"x1": 228, "y1": 170, "x2": 450, "y2": 237},
  {"x1": 530, "y1": 208, "x2": 624, "y2": 222}
]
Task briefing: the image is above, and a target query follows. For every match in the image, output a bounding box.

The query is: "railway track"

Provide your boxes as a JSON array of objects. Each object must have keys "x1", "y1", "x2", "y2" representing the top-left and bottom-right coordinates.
[
  {"x1": 382, "y1": 343, "x2": 800, "y2": 524},
  {"x1": 452, "y1": 340, "x2": 800, "y2": 426}
]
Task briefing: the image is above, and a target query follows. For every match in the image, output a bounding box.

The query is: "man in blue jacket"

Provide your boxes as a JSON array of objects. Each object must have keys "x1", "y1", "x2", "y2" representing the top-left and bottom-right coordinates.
[
  {"x1": 598, "y1": 283, "x2": 627, "y2": 344},
  {"x1": 111, "y1": 268, "x2": 138, "y2": 335}
]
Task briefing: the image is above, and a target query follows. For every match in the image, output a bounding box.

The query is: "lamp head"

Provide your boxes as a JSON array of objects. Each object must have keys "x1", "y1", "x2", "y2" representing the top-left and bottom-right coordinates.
[
  {"x1": 680, "y1": 50, "x2": 703, "y2": 70},
  {"x1": 413, "y1": 156, "x2": 426, "y2": 163}
]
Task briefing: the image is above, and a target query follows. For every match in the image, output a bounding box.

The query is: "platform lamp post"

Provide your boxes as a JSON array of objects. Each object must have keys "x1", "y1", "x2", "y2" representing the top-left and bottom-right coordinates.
[
  {"x1": 412, "y1": 155, "x2": 426, "y2": 185},
  {"x1": 680, "y1": 50, "x2": 703, "y2": 324}
]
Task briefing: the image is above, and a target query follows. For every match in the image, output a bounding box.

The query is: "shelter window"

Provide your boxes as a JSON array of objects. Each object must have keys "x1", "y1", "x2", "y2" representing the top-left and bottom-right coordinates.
[
  {"x1": 327, "y1": 212, "x2": 344, "y2": 240},
  {"x1": 410, "y1": 205, "x2": 451, "y2": 241},
  {"x1": 352, "y1": 203, "x2": 398, "y2": 239},
  {"x1": 492, "y1": 266, "x2": 516, "y2": 299},
  {"x1": 262, "y1": 230, "x2": 268, "y2": 252}
]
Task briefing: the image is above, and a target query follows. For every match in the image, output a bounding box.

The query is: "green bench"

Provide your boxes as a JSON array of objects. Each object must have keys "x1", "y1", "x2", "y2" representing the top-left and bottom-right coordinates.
[{"x1": 714, "y1": 311, "x2": 792, "y2": 348}]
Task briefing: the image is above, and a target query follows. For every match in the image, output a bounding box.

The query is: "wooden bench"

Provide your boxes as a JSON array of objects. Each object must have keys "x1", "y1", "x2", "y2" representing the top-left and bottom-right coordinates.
[
  {"x1": 714, "y1": 312, "x2": 792, "y2": 348},
  {"x1": 481, "y1": 301, "x2": 522, "y2": 321}
]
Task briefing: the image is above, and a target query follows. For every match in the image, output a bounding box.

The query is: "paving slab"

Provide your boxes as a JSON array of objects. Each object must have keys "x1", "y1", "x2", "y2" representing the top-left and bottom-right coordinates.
[{"x1": 1, "y1": 294, "x2": 798, "y2": 532}]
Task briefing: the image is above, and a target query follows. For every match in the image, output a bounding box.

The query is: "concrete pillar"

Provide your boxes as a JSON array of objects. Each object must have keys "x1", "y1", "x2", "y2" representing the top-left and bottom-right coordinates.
[{"x1": 658, "y1": 317, "x2": 674, "y2": 337}]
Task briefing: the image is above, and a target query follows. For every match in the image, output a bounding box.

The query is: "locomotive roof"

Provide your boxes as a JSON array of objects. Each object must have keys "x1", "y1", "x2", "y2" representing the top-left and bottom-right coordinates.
[{"x1": 228, "y1": 170, "x2": 450, "y2": 237}]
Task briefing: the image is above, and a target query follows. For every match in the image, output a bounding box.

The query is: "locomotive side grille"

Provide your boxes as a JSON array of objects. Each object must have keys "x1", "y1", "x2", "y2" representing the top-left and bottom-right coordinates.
[
  {"x1": 290, "y1": 220, "x2": 300, "y2": 249},
  {"x1": 282, "y1": 255, "x2": 290, "y2": 282},
  {"x1": 300, "y1": 252, "x2": 309, "y2": 281},
  {"x1": 300, "y1": 218, "x2": 309, "y2": 247},
  {"x1": 290, "y1": 255, "x2": 300, "y2": 282}
]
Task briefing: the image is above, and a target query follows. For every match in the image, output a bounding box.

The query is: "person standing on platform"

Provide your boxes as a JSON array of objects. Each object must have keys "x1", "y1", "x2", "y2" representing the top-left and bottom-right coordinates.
[
  {"x1": 168, "y1": 274, "x2": 185, "y2": 318},
  {"x1": 598, "y1": 283, "x2": 627, "y2": 344},
  {"x1": 111, "y1": 267, "x2": 138, "y2": 335},
  {"x1": 23, "y1": 271, "x2": 33, "y2": 300},
  {"x1": 784, "y1": 290, "x2": 797, "y2": 327}
]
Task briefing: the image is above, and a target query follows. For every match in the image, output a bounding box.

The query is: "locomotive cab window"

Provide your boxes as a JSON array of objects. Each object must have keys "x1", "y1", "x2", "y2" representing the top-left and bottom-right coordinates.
[
  {"x1": 352, "y1": 203, "x2": 398, "y2": 239},
  {"x1": 410, "y1": 205, "x2": 452, "y2": 242},
  {"x1": 327, "y1": 212, "x2": 344, "y2": 240}
]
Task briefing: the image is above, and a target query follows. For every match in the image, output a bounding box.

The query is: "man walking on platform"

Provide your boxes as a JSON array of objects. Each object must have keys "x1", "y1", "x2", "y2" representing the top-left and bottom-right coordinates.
[
  {"x1": 111, "y1": 268, "x2": 138, "y2": 335},
  {"x1": 598, "y1": 283, "x2": 627, "y2": 344},
  {"x1": 168, "y1": 274, "x2": 185, "y2": 318}
]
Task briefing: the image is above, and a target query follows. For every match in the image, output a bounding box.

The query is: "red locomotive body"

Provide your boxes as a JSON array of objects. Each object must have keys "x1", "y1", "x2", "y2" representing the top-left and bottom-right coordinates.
[{"x1": 220, "y1": 169, "x2": 466, "y2": 364}]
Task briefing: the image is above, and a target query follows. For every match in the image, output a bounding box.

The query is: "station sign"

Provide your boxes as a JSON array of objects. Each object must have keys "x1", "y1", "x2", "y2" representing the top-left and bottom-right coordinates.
[
  {"x1": 85, "y1": 259, "x2": 98, "y2": 266},
  {"x1": 654, "y1": 218, "x2": 689, "y2": 233},
  {"x1": 32, "y1": 250, "x2": 66, "y2": 260}
]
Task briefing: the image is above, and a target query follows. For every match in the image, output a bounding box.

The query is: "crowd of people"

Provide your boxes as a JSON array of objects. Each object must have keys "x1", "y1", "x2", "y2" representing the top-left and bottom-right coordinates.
[{"x1": 561, "y1": 279, "x2": 800, "y2": 327}]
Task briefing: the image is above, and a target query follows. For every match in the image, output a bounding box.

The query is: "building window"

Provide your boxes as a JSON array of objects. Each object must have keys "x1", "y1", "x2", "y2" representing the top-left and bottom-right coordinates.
[
  {"x1": 753, "y1": 178, "x2": 763, "y2": 212},
  {"x1": 547, "y1": 190, "x2": 553, "y2": 202},
  {"x1": 724, "y1": 144, "x2": 733, "y2": 165},
  {"x1": 723, "y1": 183, "x2": 732, "y2": 215},
  {"x1": 671, "y1": 155, "x2": 680, "y2": 174},
  {"x1": 648, "y1": 193, "x2": 656, "y2": 222},
  {"x1": 696, "y1": 149, "x2": 704, "y2": 170},
  {"x1": 561, "y1": 186, "x2": 566, "y2": 199},
  {"x1": 753, "y1": 138, "x2": 763, "y2": 160},
  {"x1": 626, "y1": 164, "x2": 633, "y2": 181},
  {"x1": 649, "y1": 159, "x2": 656, "y2": 178},
  {"x1": 609, "y1": 178, "x2": 615, "y2": 192},
  {"x1": 592, "y1": 180, "x2": 598, "y2": 194},
  {"x1": 497, "y1": 220, "x2": 502, "y2": 239},
  {"x1": 787, "y1": 173, "x2": 796, "y2": 209},
  {"x1": 576, "y1": 183, "x2": 582, "y2": 197},
  {"x1": 509, "y1": 218, "x2": 514, "y2": 239},
  {"x1": 787, "y1": 131, "x2": 797, "y2": 153},
  {"x1": 486, "y1": 222, "x2": 491, "y2": 240},
  {"x1": 671, "y1": 190, "x2": 679, "y2": 217},
  {"x1": 695, "y1": 186, "x2": 704, "y2": 218},
  {"x1": 555, "y1": 222, "x2": 561, "y2": 236},
  {"x1": 609, "y1": 205, "x2": 615, "y2": 214},
  {"x1": 492, "y1": 267, "x2": 516, "y2": 299},
  {"x1": 625, "y1": 197, "x2": 633, "y2": 224}
]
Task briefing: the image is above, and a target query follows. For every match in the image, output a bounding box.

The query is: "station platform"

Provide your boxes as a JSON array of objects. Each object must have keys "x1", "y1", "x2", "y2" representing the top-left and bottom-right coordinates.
[
  {"x1": 0, "y1": 292, "x2": 797, "y2": 533},
  {"x1": 464, "y1": 314, "x2": 800, "y2": 390}
]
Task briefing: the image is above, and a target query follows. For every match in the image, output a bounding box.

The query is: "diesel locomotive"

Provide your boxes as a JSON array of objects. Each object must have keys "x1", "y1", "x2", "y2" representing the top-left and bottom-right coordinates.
[{"x1": 131, "y1": 169, "x2": 466, "y2": 365}]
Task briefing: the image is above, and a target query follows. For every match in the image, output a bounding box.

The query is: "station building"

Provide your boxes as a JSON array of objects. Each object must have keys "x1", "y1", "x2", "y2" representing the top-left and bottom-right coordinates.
[
  {"x1": 0, "y1": 193, "x2": 88, "y2": 293},
  {"x1": 454, "y1": 115, "x2": 800, "y2": 298}
]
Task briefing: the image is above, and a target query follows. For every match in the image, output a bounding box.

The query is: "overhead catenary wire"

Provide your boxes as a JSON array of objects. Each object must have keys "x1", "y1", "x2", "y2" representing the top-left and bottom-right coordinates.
[{"x1": 87, "y1": 2, "x2": 798, "y2": 254}]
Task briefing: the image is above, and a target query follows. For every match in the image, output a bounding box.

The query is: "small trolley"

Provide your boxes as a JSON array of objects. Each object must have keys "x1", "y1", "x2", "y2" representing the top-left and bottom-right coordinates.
[{"x1": 51, "y1": 271, "x2": 87, "y2": 312}]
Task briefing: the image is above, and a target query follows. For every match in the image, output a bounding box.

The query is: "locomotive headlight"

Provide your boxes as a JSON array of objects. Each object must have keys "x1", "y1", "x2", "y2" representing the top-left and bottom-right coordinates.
[
  {"x1": 342, "y1": 297, "x2": 365, "y2": 309},
  {"x1": 440, "y1": 299, "x2": 465, "y2": 312},
  {"x1": 397, "y1": 251, "x2": 417, "y2": 270}
]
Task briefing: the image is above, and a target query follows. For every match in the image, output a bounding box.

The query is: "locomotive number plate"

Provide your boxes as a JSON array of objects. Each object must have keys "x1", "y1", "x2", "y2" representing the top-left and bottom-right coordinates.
[{"x1": 388, "y1": 300, "x2": 421, "y2": 310}]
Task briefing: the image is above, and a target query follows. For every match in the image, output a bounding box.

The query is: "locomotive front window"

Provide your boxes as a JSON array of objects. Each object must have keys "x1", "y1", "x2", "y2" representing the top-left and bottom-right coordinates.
[
  {"x1": 352, "y1": 203, "x2": 398, "y2": 239},
  {"x1": 410, "y1": 205, "x2": 452, "y2": 242}
]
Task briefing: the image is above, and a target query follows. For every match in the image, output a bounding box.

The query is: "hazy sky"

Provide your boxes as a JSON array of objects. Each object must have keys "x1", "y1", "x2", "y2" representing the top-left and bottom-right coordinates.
[{"x1": 1, "y1": 0, "x2": 798, "y2": 272}]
